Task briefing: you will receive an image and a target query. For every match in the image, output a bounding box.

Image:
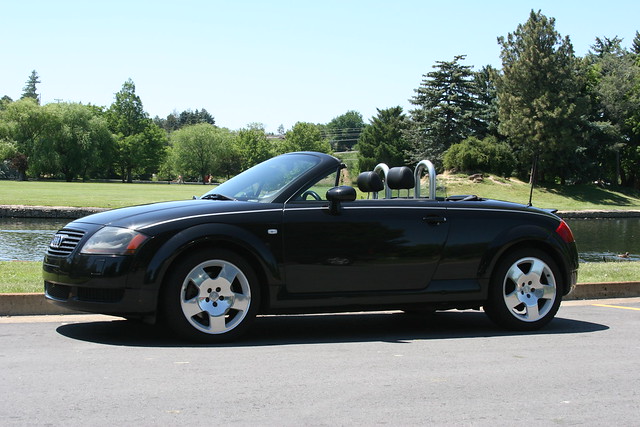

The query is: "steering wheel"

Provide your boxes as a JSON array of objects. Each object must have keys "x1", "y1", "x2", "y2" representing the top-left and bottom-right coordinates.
[{"x1": 301, "y1": 190, "x2": 321, "y2": 201}]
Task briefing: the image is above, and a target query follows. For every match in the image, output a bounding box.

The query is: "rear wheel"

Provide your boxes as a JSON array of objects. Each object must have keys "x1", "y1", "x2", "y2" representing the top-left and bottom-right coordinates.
[
  {"x1": 161, "y1": 249, "x2": 260, "y2": 342},
  {"x1": 484, "y1": 248, "x2": 562, "y2": 331}
]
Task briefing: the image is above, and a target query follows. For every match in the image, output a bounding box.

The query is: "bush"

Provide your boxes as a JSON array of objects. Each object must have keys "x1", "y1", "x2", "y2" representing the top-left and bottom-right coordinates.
[{"x1": 443, "y1": 136, "x2": 515, "y2": 177}]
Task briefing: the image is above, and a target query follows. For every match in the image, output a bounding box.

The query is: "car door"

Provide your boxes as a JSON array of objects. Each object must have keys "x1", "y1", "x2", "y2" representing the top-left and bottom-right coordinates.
[{"x1": 282, "y1": 198, "x2": 449, "y2": 293}]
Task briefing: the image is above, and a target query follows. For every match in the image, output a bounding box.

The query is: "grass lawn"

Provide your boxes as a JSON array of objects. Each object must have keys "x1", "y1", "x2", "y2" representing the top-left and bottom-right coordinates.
[
  {"x1": 2, "y1": 170, "x2": 640, "y2": 211},
  {"x1": 1, "y1": 260, "x2": 637, "y2": 294},
  {"x1": 0, "y1": 180, "x2": 209, "y2": 208}
]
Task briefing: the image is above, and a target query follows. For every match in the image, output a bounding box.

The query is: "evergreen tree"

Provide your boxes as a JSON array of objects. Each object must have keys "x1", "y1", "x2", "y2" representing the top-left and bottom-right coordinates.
[
  {"x1": 632, "y1": 31, "x2": 640, "y2": 55},
  {"x1": 357, "y1": 107, "x2": 409, "y2": 172},
  {"x1": 586, "y1": 45, "x2": 640, "y2": 187},
  {"x1": 473, "y1": 65, "x2": 500, "y2": 138},
  {"x1": 21, "y1": 70, "x2": 41, "y2": 103},
  {"x1": 107, "y1": 79, "x2": 166, "y2": 182},
  {"x1": 406, "y1": 55, "x2": 481, "y2": 167},
  {"x1": 496, "y1": 10, "x2": 588, "y2": 184}
]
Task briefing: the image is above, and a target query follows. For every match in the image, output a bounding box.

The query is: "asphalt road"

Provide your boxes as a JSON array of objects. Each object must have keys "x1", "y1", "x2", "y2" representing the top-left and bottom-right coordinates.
[{"x1": 1, "y1": 298, "x2": 639, "y2": 426}]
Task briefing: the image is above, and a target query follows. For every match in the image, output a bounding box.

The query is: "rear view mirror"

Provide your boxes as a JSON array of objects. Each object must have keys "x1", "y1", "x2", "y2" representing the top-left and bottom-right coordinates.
[{"x1": 326, "y1": 186, "x2": 356, "y2": 215}]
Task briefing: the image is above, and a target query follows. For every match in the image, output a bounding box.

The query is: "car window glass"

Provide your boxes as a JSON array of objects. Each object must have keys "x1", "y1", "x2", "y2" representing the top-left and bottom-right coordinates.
[
  {"x1": 292, "y1": 169, "x2": 339, "y2": 202},
  {"x1": 202, "y1": 154, "x2": 320, "y2": 202}
]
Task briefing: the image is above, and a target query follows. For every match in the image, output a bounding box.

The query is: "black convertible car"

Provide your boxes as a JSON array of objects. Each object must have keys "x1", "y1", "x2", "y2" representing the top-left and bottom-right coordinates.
[{"x1": 44, "y1": 151, "x2": 578, "y2": 342}]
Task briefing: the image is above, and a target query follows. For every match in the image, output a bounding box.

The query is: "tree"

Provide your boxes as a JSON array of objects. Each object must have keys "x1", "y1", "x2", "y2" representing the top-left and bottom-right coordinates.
[
  {"x1": 156, "y1": 108, "x2": 215, "y2": 132},
  {"x1": 324, "y1": 110, "x2": 365, "y2": 151},
  {"x1": 632, "y1": 31, "x2": 640, "y2": 55},
  {"x1": 107, "y1": 79, "x2": 166, "y2": 182},
  {"x1": 169, "y1": 124, "x2": 236, "y2": 183},
  {"x1": 0, "y1": 98, "x2": 47, "y2": 179},
  {"x1": 21, "y1": 70, "x2": 40, "y2": 103},
  {"x1": 473, "y1": 65, "x2": 500, "y2": 138},
  {"x1": 586, "y1": 44, "x2": 640, "y2": 187},
  {"x1": 496, "y1": 10, "x2": 588, "y2": 184},
  {"x1": 357, "y1": 106, "x2": 410, "y2": 172},
  {"x1": 237, "y1": 123, "x2": 273, "y2": 169},
  {"x1": 406, "y1": 55, "x2": 482, "y2": 167},
  {"x1": 0, "y1": 96, "x2": 13, "y2": 110},
  {"x1": 34, "y1": 103, "x2": 114, "y2": 181},
  {"x1": 281, "y1": 122, "x2": 332, "y2": 154}
]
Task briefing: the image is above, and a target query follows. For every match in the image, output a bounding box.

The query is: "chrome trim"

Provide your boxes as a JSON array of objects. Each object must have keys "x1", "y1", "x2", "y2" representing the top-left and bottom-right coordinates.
[{"x1": 138, "y1": 208, "x2": 283, "y2": 229}]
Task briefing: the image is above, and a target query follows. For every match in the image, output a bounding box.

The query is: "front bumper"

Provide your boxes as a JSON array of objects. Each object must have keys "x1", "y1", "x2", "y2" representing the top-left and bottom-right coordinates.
[{"x1": 43, "y1": 253, "x2": 157, "y2": 315}]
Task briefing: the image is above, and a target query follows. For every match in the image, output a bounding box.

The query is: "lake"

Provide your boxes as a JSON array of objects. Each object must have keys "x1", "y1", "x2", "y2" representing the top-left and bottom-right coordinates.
[{"x1": 0, "y1": 217, "x2": 638, "y2": 263}]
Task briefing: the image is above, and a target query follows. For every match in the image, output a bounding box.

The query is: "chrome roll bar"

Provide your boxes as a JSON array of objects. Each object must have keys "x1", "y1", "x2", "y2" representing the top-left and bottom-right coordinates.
[
  {"x1": 373, "y1": 163, "x2": 391, "y2": 199},
  {"x1": 414, "y1": 160, "x2": 436, "y2": 199}
]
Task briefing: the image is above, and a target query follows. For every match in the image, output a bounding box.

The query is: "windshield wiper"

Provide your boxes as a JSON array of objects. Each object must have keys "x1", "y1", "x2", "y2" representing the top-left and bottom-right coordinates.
[{"x1": 201, "y1": 193, "x2": 237, "y2": 201}]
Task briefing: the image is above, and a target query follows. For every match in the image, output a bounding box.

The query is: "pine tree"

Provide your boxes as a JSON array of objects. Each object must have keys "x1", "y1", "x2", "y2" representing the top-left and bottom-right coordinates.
[
  {"x1": 357, "y1": 107, "x2": 409, "y2": 172},
  {"x1": 21, "y1": 70, "x2": 41, "y2": 103},
  {"x1": 496, "y1": 10, "x2": 587, "y2": 184},
  {"x1": 632, "y1": 31, "x2": 640, "y2": 55},
  {"x1": 406, "y1": 55, "x2": 481, "y2": 167}
]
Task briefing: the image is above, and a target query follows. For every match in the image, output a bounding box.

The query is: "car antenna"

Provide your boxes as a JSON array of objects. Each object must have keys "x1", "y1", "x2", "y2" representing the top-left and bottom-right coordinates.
[{"x1": 527, "y1": 153, "x2": 538, "y2": 207}]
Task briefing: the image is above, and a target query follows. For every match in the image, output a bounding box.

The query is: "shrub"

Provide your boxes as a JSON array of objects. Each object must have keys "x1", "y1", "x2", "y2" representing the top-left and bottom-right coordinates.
[{"x1": 443, "y1": 136, "x2": 515, "y2": 177}]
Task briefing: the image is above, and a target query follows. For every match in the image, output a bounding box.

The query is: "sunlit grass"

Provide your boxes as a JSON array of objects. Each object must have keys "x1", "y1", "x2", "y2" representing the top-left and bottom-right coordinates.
[{"x1": 0, "y1": 181, "x2": 210, "y2": 208}]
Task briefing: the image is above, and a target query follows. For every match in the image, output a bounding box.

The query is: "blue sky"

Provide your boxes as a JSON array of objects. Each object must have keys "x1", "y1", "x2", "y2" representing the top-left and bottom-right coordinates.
[{"x1": 1, "y1": 0, "x2": 638, "y2": 133}]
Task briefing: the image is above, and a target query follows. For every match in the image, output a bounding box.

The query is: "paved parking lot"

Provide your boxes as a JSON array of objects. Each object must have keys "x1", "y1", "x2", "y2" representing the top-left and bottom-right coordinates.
[{"x1": 1, "y1": 298, "x2": 639, "y2": 425}]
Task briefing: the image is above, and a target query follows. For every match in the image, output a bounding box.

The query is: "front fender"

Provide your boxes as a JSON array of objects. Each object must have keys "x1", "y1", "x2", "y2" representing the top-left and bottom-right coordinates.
[{"x1": 144, "y1": 223, "x2": 281, "y2": 287}]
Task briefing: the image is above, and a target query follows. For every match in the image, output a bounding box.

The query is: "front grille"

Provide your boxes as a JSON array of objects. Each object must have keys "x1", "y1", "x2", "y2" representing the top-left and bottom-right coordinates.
[
  {"x1": 46, "y1": 228, "x2": 85, "y2": 257},
  {"x1": 77, "y1": 287, "x2": 124, "y2": 303},
  {"x1": 45, "y1": 282, "x2": 71, "y2": 300}
]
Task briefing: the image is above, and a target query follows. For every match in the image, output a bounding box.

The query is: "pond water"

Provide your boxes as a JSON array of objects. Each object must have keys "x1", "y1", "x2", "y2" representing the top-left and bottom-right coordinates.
[
  {"x1": 0, "y1": 218, "x2": 69, "y2": 262},
  {"x1": 0, "y1": 217, "x2": 638, "y2": 262},
  {"x1": 566, "y1": 218, "x2": 640, "y2": 263}
]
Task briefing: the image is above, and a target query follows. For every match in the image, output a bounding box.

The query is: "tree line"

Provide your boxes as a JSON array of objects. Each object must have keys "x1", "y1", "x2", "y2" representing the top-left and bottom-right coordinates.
[
  {"x1": 361, "y1": 11, "x2": 640, "y2": 188},
  {"x1": 2, "y1": 10, "x2": 640, "y2": 188}
]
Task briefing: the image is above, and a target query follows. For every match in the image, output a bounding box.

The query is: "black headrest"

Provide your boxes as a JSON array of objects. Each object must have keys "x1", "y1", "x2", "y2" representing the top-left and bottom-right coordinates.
[
  {"x1": 357, "y1": 171, "x2": 384, "y2": 193},
  {"x1": 387, "y1": 166, "x2": 415, "y2": 190}
]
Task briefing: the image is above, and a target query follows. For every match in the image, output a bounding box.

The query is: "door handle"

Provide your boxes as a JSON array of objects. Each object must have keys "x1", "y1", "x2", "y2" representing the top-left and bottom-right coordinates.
[{"x1": 423, "y1": 216, "x2": 447, "y2": 225}]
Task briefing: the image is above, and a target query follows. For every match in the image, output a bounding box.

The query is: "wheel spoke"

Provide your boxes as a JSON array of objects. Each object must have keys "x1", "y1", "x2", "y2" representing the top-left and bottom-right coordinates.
[
  {"x1": 541, "y1": 283, "x2": 556, "y2": 300},
  {"x1": 190, "y1": 266, "x2": 210, "y2": 288},
  {"x1": 529, "y1": 259, "x2": 546, "y2": 279},
  {"x1": 207, "y1": 313, "x2": 227, "y2": 333},
  {"x1": 218, "y1": 264, "x2": 239, "y2": 289},
  {"x1": 504, "y1": 291, "x2": 522, "y2": 310},
  {"x1": 525, "y1": 302, "x2": 540, "y2": 321},
  {"x1": 506, "y1": 264, "x2": 523, "y2": 285},
  {"x1": 231, "y1": 293, "x2": 250, "y2": 312},
  {"x1": 181, "y1": 297, "x2": 203, "y2": 318}
]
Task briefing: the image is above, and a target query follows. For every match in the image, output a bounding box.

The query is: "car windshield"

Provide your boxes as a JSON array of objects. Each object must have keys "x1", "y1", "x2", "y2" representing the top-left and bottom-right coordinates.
[{"x1": 202, "y1": 154, "x2": 320, "y2": 203}]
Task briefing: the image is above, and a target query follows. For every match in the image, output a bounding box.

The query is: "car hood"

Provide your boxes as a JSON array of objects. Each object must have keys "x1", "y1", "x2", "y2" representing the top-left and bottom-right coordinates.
[{"x1": 71, "y1": 199, "x2": 282, "y2": 231}]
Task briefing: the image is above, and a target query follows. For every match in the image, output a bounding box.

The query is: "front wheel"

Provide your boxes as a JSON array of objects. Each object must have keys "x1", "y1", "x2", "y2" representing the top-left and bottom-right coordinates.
[
  {"x1": 484, "y1": 248, "x2": 562, "y2": 331},
  {"x1": 161, "y1": 249, "x2": 260, "y2": 342}
]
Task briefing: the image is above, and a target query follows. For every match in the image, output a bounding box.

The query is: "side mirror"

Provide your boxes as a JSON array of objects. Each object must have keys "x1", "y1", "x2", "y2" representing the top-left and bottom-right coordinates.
[{"x1": 326, "y1": 186, "x2": 356, "y2": 215}]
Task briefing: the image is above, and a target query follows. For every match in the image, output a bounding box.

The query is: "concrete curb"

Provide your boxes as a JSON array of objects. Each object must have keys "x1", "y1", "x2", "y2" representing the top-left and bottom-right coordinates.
[{"x1": 2, "y1": 282, "x2": 639, "y2": 316}]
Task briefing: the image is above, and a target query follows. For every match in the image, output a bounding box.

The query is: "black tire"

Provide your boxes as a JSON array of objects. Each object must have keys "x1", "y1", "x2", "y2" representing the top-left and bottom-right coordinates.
[
  {"x1": 161, "y1": 249, "x2": 260, "y2": 343},
  {"x1": 484, "y1": 248, "x2": 562, "y2": 331}
]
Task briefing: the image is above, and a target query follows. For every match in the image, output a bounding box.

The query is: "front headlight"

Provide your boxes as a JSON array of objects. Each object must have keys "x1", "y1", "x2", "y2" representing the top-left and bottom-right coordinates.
[{"x1": 80, "y1": 227, "x2": 149, "y2": 255}]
